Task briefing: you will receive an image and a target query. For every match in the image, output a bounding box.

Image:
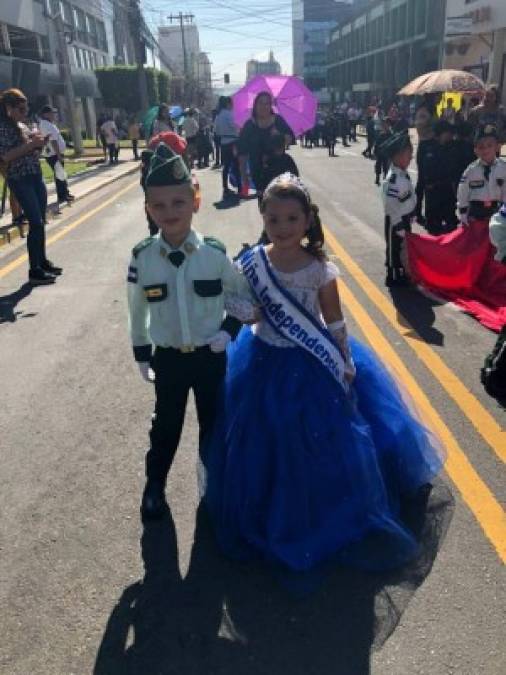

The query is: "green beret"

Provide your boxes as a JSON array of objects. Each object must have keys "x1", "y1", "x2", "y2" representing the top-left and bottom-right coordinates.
[
  {"x1": 381, "y1": 131, "x2": 412, "y2": 160},
  {"x1": 145, "y1": 142, "x2": 191, "y2": 187}
]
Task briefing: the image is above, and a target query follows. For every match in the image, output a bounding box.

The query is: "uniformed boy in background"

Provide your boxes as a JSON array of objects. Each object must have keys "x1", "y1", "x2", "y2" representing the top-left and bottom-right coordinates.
[
  {"x1": 127, "y1": 143, "x2": 250, "y2": 520},
  {"x1": 457, "y1": 125, "x2": 506, "y2": 224},
  {"x1": 381, "y1": 132, "x2": 416, "y2": 287}
]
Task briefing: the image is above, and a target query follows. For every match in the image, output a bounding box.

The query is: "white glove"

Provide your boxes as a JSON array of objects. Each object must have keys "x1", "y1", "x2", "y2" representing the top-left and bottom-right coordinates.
[
  {"x1": 327, "y1": 319, "x2": 356, "y2": 383},
  {"x1": 224, "y1": 294, "x2": 258, "y2": 323},
  {"x1": 137, "y1": 362, "x2": 155, "y2": 383},
  {"x1": 207, "y1": 330, "x2": 231, "y2": 353},
  {"x1": 460, "y1": 213, "x2": 469, "y2": 226}
]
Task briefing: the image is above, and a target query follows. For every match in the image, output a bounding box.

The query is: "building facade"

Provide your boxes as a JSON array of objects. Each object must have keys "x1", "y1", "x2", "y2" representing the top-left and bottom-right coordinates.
[
  {"x1": 0, "y1": 1, "x2": 170, "y2": 138},
  {"x1": 327, "y1": 0, "x2": 446, "y2": 104},
  {"x1": 246, "y1": 51, "x2": 281, "y2": 81},
  {"x1": 292, "y1": 0, "x2": 360, "y2": 95},
  {"x1": 443, "y1": 0, "x2": 506, "y2": 104},
  {"x1": 158, "y1": 22, "x2": 212, "y2": 107}
]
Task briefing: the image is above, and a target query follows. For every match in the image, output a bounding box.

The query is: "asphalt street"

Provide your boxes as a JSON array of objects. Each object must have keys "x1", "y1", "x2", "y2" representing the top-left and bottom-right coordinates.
[{"x1": 0, "y1": 141, "x2": 504, "y2": 675}]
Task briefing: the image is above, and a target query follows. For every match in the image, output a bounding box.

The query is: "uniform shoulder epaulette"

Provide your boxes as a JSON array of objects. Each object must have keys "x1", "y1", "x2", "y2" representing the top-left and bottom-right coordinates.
[
  {"x1": 389, "y1": 173, "x2": 397, "y2": 184},
  {"x1": 132, "y1": 237, "x2": 154, "y2": 259},
  {"x1": 203, "y1": 236, "x2": 227, "y2": 254}
]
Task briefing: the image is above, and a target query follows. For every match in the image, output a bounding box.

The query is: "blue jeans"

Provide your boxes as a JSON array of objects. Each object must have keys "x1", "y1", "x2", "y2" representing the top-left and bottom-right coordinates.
[{"x1": 8, "y1": 173, "x2": 47, "y2": 271}]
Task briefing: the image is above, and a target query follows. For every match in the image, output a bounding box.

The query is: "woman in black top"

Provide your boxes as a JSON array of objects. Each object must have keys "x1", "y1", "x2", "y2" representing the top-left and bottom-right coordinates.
[
  {"x1": 238, "y1": 91, "x2": 294, "y2": 198},
  {"x1": 0, "y1": 88, "x2": 61, "y2": 284}
]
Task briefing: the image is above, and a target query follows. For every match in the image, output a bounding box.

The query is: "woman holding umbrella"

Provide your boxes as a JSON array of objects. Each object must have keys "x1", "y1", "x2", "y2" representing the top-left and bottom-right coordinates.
[{"x1": 238, "y1": 91, "x2": 294, "y2": 199}]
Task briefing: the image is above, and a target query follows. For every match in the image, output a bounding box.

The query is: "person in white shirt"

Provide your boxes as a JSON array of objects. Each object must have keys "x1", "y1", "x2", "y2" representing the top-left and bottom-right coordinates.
[
  {"x1": 38, "y1": 104, "x2": 74, "y2": 208},
  {"x1": 100, "y1": 115, "x2": 120, "y2": 164},
  {"x1": 182, "y1": 108, "x2": 199, "y2": 167}
]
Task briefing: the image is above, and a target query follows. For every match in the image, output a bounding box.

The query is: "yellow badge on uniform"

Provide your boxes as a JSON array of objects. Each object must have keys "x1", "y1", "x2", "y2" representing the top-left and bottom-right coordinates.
[{"x1": 144, "y1": 284, "x2": 168, "y2": 302}]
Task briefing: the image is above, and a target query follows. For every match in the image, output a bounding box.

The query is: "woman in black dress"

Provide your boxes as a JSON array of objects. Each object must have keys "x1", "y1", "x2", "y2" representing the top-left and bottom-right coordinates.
[{"x1": 238, "y1": 91, "x2": 294, "y2": 199}]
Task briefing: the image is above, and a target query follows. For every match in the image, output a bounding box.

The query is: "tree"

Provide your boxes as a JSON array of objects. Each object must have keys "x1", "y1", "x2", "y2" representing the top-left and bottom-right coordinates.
[{"x1": 95, "y1": 66, "x2": 172, "y2": 113}]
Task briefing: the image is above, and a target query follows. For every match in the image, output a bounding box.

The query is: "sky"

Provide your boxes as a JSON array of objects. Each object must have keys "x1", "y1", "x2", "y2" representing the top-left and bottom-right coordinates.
[{"x1": 141, "y1": 0, "x2": 293, "y2": 87}]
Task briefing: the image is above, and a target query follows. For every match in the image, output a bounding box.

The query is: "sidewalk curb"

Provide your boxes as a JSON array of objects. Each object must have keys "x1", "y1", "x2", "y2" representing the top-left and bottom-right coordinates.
[{"x1": 0, "y1": 163, "x2": 139, "y2": 249}]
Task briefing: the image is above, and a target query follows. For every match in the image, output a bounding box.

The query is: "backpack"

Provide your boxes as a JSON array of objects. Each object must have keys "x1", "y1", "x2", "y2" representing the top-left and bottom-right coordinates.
[{"x1": 481, "y1": 325, "x2": 506, "y2": 403}]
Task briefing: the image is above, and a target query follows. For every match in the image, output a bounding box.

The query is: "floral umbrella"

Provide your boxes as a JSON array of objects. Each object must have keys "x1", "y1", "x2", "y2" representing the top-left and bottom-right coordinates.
[
  {"x1": 398, "y1": 70, "x2": 485, "y2": 96},
  {"x1": 232, "y1": 75, "x2": 317, "y2": 136}
]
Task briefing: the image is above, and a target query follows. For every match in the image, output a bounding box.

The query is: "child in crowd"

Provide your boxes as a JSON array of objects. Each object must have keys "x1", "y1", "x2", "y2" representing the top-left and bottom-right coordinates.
[
  {"x1": 362, "y1": 112, "x2": 376, "y2": 158},
  {"x1": 458, "y1": 125, "x2": 506, "y2": 224},
  {"x1": 381, "y1": 132, "x2": 416, "y2": 286},
  {"x1": 421, "y1": 119, "x2": 458, "y2": 234},
  {"x1": 128, "y1": 143, "x2": 249, "y2": 520},
  {"x1": 374, "y1": 117, "x2": 393, "y2": 185},
  {"x1": 203, "y1": 172, "x2": 444, "y2": 574},
  {"x1": 262, "y1": 133, "x2": 299, "y2": 188}
]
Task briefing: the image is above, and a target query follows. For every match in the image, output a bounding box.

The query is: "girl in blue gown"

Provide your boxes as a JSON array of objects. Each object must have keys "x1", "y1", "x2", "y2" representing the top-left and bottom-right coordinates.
[{"x1": 203, "y1": 173, "x2": 445, "y2": 574}]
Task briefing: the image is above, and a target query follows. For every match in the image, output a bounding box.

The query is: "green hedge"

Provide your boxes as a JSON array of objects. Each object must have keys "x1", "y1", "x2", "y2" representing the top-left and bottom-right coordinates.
[{"x1": 95, "y1": 66, "x2": 171, "y2": 113}]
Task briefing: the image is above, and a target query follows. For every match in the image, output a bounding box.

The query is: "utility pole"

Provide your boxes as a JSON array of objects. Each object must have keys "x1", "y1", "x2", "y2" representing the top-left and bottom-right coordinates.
[
  {"x1": 130, "y1": 0, "x2": 150, "y2": 112},
  {"x1": 53, "y1": 12, "x2": 83, "y2": 156},
  {"x1": 167, "y1": 13, "x2": 195, "y2": 105}
]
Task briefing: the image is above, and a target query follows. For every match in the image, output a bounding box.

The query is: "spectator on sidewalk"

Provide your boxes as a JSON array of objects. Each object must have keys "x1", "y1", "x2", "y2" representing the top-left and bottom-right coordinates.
[
  {"x1": 214, "y1": 96, "x2": 241, "y2": 200},
  {"x1": 38, "y1": 104, "x2": 74, "y2": 212},
  {"x1": 414, "y1": 103, "x2": 437, "y2": 223},
  {"x1": 150, "y1": 104, "x2": 174, "y2": 140},
  {"x1": 441, "y1": 97, "x2": 457, "y2": 124},
  {"x1": 0, "y1": 88, "x2": 61, "y2": 285},
  {"x1": 374, "y1": 117, "x2": 393, "y2": 185},
  {"x1": 182, "y1": 108, "x2": 199, "y2": 168},
  {"x1": 468, "y1": 85, "x2": 506, "y2": 143},
  {"x1": 101, "y1": 114, "x2": 120, "y2": 165},
  {"x1": 128, "y1": 116, "x2": 141, "y2": 160}
]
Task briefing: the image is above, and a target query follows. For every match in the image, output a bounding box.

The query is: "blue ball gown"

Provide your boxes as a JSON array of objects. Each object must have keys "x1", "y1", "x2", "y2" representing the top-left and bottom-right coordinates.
[{"x1": 203, "y1": 258, "x2": 445, "y2": 574}]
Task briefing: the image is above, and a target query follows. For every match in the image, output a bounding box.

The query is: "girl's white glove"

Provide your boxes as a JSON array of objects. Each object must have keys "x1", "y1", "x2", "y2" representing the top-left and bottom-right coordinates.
[
  {"x1": 327, "y1": 319, "x2": 356, "y2": 383},
  {"x1": 207, "y1": 331, "x2": 231, "y2": 353},
  {"x1": 138, "y1": 362, "x2": 155, "y2": 383},
  {"x1": 224, "y1": 294, "x2": 258, "y2": 323}
]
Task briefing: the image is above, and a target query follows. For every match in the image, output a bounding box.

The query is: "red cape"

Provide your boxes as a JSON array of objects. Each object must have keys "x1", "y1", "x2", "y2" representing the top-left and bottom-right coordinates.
[{"x1": 405, "y1": 220, "x2": 506, "y2": 332}]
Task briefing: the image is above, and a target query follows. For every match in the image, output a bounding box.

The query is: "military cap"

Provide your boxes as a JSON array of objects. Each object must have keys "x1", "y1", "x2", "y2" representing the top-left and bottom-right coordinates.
[
  {"x1": 380, "y1": 131, "x2": 412, "y2": 159},
  {"x1": 145, "y1": 142, "x2": 191, "y2": 187},
  {"x1": 474, "y1": 123, "x2": 499, "y2": 143}
]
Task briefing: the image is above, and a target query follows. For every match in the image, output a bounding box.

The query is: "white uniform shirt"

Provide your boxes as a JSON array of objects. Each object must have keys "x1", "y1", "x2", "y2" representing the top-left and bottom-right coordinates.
[
  {"x1": 127, "y1": 229, "x2": 250, "y2": 354},
  {"x1": 457, "y1": 158, "x2": 506, "y2": 217},
  {"x1": 382, "y1": 165, "x2": 416, "y2": 228},
  {"x1": 38, "y1": 118, "x2": 66, "y2": 157}
]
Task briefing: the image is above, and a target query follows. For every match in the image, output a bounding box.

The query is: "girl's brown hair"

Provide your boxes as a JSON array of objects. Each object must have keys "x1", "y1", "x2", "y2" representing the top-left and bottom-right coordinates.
[
  {"x1": 0, "y1": 88, "x2": 27, "y2": 141},
  {"x1": 260, "y1": 181, "x2": 326, "y2": 260}
]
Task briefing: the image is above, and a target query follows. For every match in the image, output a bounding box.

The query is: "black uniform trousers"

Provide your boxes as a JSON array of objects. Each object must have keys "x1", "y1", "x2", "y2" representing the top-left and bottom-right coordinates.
[
  {"x1": 147, "y1": 346, "x2": 226, "y2": 484},
  {"x1": 424, "y1": 182, "x2": 458, "y2": 235},
  {"x1": 385, "y1": 216, "x2": 411, "y2": 278}
]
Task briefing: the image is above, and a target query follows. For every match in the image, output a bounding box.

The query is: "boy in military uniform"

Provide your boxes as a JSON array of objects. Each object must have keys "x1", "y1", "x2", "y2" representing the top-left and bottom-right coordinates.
[
  {"x1": 381, "y1": 132, "x2": 416, "y2": 286},
  {"x1": 128, "y1": 143, "x2": 250, "y2": 520},
  {"x1": 457, "y1": 125, "x2": 506, "y2": 224}
]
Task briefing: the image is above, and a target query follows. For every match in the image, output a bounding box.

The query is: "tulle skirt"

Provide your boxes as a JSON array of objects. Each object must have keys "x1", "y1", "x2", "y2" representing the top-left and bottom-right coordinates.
[{"x1": 202, "y1": 328, "x2": 445, "y2": 573}]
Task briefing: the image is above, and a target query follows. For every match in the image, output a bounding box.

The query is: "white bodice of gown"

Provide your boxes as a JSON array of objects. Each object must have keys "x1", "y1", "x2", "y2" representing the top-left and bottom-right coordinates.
[{"x1": 253, "y1": 258, "x2": 340, "y2": 348}]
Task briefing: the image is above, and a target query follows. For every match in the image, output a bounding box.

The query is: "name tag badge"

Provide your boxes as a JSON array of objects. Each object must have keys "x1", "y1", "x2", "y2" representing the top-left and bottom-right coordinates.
[
  {"x1": 144, "y1": 284, "x2": 168, "y2": 302},
  {"x1": 469, "y1": 180, "x2": 485, "y2": 189}
]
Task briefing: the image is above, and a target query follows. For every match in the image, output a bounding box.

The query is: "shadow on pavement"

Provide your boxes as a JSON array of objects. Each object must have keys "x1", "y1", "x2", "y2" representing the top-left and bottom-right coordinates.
[
  {"x1": 0, "y1": 283, "x2": 34, "y2": 324},
  {"x1": 388, "y1": 286, "x2": 445, "y2": 347},
  {"x1": 95, "y1": 480, "x2": 454, "y2": 675}
]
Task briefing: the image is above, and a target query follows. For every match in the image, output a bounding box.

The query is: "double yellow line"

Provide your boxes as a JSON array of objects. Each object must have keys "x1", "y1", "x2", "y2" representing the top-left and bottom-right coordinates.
[{"x1": 324, "y1": 227, "x2": 506, "y2": 563}]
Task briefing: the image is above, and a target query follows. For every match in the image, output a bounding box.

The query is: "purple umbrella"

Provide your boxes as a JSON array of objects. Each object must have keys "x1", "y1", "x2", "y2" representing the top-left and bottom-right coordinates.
[{"x1": 232, "y1": 75, "x2": 317, "y2": 137}]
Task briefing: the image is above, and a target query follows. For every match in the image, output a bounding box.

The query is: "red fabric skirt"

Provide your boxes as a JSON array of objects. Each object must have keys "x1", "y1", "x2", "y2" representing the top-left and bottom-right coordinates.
[{"x1": 405, "y1": 220, "x2": 506, "y2": 332}]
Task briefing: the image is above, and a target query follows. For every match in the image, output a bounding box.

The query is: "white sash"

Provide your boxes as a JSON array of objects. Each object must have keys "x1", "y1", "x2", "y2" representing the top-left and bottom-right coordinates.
[{"x1": 239, "y1": 246, "x2": 349, "y2": 393}]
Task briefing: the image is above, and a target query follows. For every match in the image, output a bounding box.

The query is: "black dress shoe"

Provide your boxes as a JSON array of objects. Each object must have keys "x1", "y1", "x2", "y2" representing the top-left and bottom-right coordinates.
[
  {"x1": 42, "y1": 260, "x2": 63, "y2": 276},
  {"x1": 29, "y1": 267, "x2": 56, "y2": 285},
  {"x1": 141, "y1": 480, "x2": 168, "y2": 521}
]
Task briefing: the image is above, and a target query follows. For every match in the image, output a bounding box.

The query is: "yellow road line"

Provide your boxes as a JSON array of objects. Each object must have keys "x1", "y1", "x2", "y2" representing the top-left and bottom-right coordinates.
[
  {"x1": 338, "y1": 279, "x2": 506, "y2": 563},
  {"x1": 0, "y1": 181, "x2": 138, "y2": 280},
  {"x1": 324, "y1": 226, "x2": 506, "y2": 465}
]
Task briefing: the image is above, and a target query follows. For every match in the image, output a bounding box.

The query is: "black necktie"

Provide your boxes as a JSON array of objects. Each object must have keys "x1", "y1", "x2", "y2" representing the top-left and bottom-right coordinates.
[
  {"x1": 168, "y1": 251, "x2": 185, "y2": 268},
  {"x1": 484, "y1": 165, "x2": 491, "y2": 181}
]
